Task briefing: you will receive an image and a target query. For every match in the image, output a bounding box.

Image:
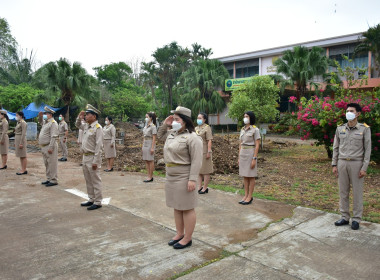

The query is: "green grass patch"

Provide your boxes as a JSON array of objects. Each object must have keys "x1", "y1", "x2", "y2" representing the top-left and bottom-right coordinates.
[
  {"x1": 367, "y1": 166, "x2": 380, "y2": 175},
  {"x1": 153, "y1": 170, "x2": 166, "y2": 177},
  {"x1": 209, "y1": 184, "x2": 239, "y2": 194}
]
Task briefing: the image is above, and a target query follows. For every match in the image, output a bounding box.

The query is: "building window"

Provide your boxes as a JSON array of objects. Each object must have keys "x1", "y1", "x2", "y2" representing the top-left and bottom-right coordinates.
[{"x1": 235, "y1": 59, "x2": 259, "y2": 78}]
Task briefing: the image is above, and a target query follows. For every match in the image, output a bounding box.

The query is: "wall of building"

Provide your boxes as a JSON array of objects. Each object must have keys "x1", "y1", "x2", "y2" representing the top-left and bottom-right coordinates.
[{"x1": 209, "y1": 106, "x2": 237, "y2": 125}]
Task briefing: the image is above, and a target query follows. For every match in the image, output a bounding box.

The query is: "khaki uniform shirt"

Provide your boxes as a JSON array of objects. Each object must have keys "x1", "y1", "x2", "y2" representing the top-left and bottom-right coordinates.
[
  {"x1": 240, "y1": 125, "x2": 261, "y2": 145},
  {"x1": 59, "y1": 121, "x2": 68, "y2": 136},
  {"x1": 103, "y1": 124, "x2": 116, "y2": 142},
  {"x1": 15, "y1": 120, "x2": 27, "y2": 137},
  {"x1": 195, "y1": 124, "x2": 213, "y2": 154},
  {"x1": 158, "y1": 123, "x2": 203, "y2": 181},
  {"x1": 332, "y1": 122, "x2": 371, "y2": 171},
  {"x1": 76, "y1": 118, "x2": 103, "y2": 166},
  {"x1": 143, "y1": 123, "x2": 157, "y2": 139},
  {"x1": 38, "y1": 117, "x2": 59, "y2": 149},
  {"x1": 0, "y1": 119, "x2": 8, "y2": 142}
]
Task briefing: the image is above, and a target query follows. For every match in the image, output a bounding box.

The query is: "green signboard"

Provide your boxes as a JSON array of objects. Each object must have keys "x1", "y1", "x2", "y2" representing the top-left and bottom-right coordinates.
[{"x1": 225, "y1": 77, "x2": 251, "y2": 91}]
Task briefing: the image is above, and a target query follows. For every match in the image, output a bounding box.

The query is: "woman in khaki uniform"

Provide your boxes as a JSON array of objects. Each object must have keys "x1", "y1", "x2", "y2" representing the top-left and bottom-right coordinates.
[
  {"x1": 142, "y1": 112, "x2": 157, "y2": 182},
  {"x1": 158, "y1": 106, "x2": 203, "y2": 249},
  {"x1": 195, "y1": 113, "x2": 213, "y2": 194},
  {"x1": 239, "y1": 111, "x2": 260, "y2": 205},
  {"x1": 15, "y1": 111, "x2": 28, "y2": 175},
  {"x1": 103, "y1": 116, "x2": 116, "y2": 172},
  {"x1": 0, "y1": 109, "x2": 9, "y2": 170}
]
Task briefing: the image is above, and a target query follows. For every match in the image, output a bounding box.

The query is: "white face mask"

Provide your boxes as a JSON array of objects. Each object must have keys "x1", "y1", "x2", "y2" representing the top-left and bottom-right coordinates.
[
  {"x1": 346, "y1": 112, "x2": 356, "y2": 121},
  {"x1": 145, "y1": 118, "x2": 149, "y2": 123},
  {"x1": 171, "y1": 121, "x2": 182, "y2": 131},
  {"x1": 243, "y1": 117, "x2": 250, "y2": 124},
  {"x1": 59, "y1": 117, "x2": 63, "y2": 121},
  {"x1": 105, "y1": 120, "x2": 109, "y2": 125},
  {"x1": 43, "y1": 115, "x2": 48, "y2": 120},
  {"x1": 16, "y1": 116, "x2": 20, "y2": 121},
  {"x1": 196, "y1": 119, "x2": 203, "y2": 126}
]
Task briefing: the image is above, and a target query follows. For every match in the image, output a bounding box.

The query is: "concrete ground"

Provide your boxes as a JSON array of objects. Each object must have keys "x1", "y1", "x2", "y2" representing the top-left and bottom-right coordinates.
[{"x1": 1, "y1": 152, "x2": 379, "y2": 280}]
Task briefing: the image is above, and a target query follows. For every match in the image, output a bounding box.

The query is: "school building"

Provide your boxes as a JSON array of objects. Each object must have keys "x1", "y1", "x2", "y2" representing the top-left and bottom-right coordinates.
[{"x1": 209, "y1": 32, "x2": 380, "y2": 126}]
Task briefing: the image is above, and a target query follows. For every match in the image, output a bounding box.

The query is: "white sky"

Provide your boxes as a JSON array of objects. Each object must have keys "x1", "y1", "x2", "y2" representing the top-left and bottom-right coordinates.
[{"x1": 1, "y1": 0, "x2": 380, "y2": 75}]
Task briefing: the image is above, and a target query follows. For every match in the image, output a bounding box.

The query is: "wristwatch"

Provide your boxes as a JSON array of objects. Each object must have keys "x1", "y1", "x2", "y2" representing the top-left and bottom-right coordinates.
[{"x1": 253, "y1": 157, "x2": 257, "y2": 160}]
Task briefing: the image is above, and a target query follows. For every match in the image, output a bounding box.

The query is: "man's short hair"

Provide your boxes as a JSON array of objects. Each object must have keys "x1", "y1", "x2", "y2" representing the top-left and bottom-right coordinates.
[{"x1": 347, "y1": 103, "x2": 362, "y2": 112}]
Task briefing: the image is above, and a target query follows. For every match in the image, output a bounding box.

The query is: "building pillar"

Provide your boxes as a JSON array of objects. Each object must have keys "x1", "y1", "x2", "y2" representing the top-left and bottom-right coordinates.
[
  {"x1": 233, "y1": 62, "x2": 236, "y2": 79},
  {"x1": 368, "y1": 50, "x2": 372, "y2": 79}
]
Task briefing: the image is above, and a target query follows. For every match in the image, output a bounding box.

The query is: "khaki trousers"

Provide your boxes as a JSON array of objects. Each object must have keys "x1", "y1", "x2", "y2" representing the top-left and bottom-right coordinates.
[
  {"x1": 41, "y1": 143, "x2": 58, "y2": 184},
  {"x1": 82, "y1": 155, "x2": 103, "y2": 205},
  {"x1": 59, "y1": 136, "x2": 68, "y2": 158},
  {"x1": 338, "y1": 159, "x2": 364, "y2": 222}
]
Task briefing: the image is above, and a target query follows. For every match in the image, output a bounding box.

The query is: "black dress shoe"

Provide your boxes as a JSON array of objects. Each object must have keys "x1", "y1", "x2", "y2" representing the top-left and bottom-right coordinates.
[
  {"x1": 59, "y1": 158, "x2": 67, "y2": 162},
  {"x1": 16, "y1": 171, "x2": 28, "y2": 175},
  {"x1": 238, "y1": 200, "x2": 244, "y2": 204},
  {"x1": 199, "y1": 188, "x2": 208, "y2": 194},
  {"x1": 87, "y1": 204, "x2": 102, "y2": 210},
  {"x1": 334, "y1": 219, "x2": 349, "y2": 226},
  {"x1": 198, "y1": 189, "x2": 202, "y2": 194},
  {"x1": 45, "y1": 182, "x2": 58, "y2": 187},
  {"x1": 173, "y1": 240, "x2": 192, "y2": 249},
  {"x1": 104, "y1": 168, "x2": 114, "y2": 172},
  {"x1": 241, "y1": 198, "x2": 253, "y2": 205},
  {"x1": 0, "y1": 165, "x2": 7, "y2": 170},
  {"x1": 143, "y1": 178, "x2": 153, "y2": 183},
  {"x1": 41, "y1": 181, "x2": 50, "y2": 185},
  {"x1": 58, "y1": 158, "x2": 64, "y2": 161},
  {"x1": 168, "y1": 236, "x2": 184, "y2": 246},
  {"x1": 351, "y1": 221, "x2": 360, "y2": 230},
  {"x1": 81, "y1": 201, "x2": 94, "y2": 207}
]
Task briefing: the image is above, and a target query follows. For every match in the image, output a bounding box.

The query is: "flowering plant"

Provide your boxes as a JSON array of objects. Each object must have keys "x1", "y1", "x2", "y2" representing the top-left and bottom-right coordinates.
[{"x1": 291, "y1": 89, "x2": 380, "y2": 161}]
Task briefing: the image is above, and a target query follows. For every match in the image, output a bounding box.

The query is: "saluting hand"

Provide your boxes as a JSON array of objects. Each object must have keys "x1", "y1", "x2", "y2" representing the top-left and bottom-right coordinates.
[
  {"x1": 164, "y1": 115, "x2": 174, "y2": 126},
  {"x1": 38, "y1": 111, "x2": 43, "y2": 117},
  {"x1": 79, "y1": 111, "x2": 85, "y2": 120},
  {"x1": 332, "y1": 166, "x2": 338, "y2": 178},
  {"x1": 359, "y1": 170, "x2": 366, "y2": 178},
  {"x1": 187, "y1": 181, "x2": 196, "y2": 192}
]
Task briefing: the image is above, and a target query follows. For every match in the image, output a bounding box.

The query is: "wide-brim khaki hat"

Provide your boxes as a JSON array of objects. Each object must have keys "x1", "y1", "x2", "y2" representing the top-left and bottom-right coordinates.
[
  {"x1": 85, "y1": 104, "x2": 101, "y2": 115},
  {"x1": 170, "y1": 106, "x2": 191, "y2": 118},
  {"x1": 44, "y1": 106, "x2": 55, "y2": 114},
  {"x1": 0, "y1": 109, "x2": 7, "y2": 115}
]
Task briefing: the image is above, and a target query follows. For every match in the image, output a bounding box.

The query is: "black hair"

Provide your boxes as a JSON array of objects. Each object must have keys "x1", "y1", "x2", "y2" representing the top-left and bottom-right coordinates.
[
  {"x1": 17, "y1": 111, "x2": 25, "y2": 119},
  {"x1": 199, "y1": 112, "x2": 209, "y2": 125},
  {"x1": 347, "y1": 103, "x2": 362, "y2": 113},
  {"x1": 1, "y1": 112, "x2": 9, "y2": 122},
  {"x1": 244, "y1": 111, "x2": 256, "y2": 125},
  {"x1": 177, "y1": 113, "x2": 195, "y2": 133},
  {"x1": 147, "y1": 112, "x2": 157, "y2": 126},
  {"x1": 106, "y1": 116, "x2": 113, "y2": 123}
]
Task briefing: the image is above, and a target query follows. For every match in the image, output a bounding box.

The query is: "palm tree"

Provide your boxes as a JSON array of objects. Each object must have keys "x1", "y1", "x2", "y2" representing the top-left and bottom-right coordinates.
[
  {"x1": 355, "y1": 23, "x2": 380, "y2": 72},
  {"x1": 179, "y1": 59, "x2": 229, "y2": 116},
  {"x1": 274, "y1": 46, "x2": 328, "y2": 100},
  {"x1": 34, "y1": 58, "x2": 96, "y2": 121},
  {"x1": 141, "y1": 61, "x2": 159, "y2": 107}
]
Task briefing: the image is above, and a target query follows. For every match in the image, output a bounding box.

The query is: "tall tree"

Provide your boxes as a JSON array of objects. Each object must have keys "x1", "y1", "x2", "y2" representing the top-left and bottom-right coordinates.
[
  {"x1": 93, "y1": 62, "x2": 133, "y2": 90},
  {"x1": 141, "y1": 61, "x2": 159, "y2": 107},
  {"x1": 274, "y1": 46, "x2": 328, "y2": 100},
  {"x1": 355, "y1": 23, "x2": 380, "y2": 71},
  {"x1": 152, "y1": 42, "x2": 191, "y2": 112},
  {"x1": 0, "y1": 17, "x2": 17, "y2": 69},
  {"x1": 34, "y1": 58, "x2": 96, "y2": 121},
  {"x1": 179, "y1": 59, "x2": 229, "y2": 116}
]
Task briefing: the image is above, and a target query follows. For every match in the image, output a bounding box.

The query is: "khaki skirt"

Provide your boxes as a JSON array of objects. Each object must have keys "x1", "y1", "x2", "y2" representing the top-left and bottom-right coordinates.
[
  {"x1": 239, "y1": 147, "x2": 258, "y2": 177},
  {"x1": 165, "y1": 165, "x2": 198, "y2": 210},
  {"x1": 15, "y1": 134, "x2": 27, "y2": 157},
  {"x1": 142, "y1": 139, "x2": 154, "y2": 161},
  {"x1": 200, "y1": 152, "x2": 214, "y2": 175},
  {"x1": 104, "y1": 139, "x2": 116, "y2": 159},
  {"x1": 0, "y1": 135, "x2": 9, "y2": 155}
]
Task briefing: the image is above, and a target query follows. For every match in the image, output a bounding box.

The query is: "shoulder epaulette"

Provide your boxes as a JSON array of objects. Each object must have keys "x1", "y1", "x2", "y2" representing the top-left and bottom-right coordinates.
[
  {"x1": 252, "y1": 125, "x2": 256, "y2": 128},
  {"x1": 363, "y1": 123, "x2": 370, "y2": 128},
  {"x1": 52, "y1": 120, "x2": 56, "y2": 123},
  {"x1": 96, "y1": 123, "x2": 101, "y2": 128}
]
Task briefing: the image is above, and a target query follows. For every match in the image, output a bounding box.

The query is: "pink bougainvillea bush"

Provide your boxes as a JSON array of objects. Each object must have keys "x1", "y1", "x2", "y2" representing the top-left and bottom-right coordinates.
[{"x1": 291, "y1": 89, "x2": 380, "y2": 161}]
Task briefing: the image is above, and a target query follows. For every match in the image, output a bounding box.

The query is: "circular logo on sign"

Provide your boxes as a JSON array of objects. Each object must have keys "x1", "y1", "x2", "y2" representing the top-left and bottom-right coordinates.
[{"x1": 226, "y1": 80, "x2": 232, "y2": 88}]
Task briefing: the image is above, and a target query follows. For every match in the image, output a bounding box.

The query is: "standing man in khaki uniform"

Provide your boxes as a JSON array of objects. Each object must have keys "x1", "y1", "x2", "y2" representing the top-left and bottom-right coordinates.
[
  {"x1": 76, "y1": 104, "x2": 104, "y2": 210},
  {"x1": 332, "y1": 103, "x2": 371, "y2": 230},
  {"x1": 58, "y1": 114, "x2": 69, "y2": 162},
  {"x1": 38, "y1": 106, "x2": 59, "y2": 187}
]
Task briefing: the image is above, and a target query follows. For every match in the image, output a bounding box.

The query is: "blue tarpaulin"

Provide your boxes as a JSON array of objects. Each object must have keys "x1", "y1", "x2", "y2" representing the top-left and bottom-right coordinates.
[
  {"x1": 22, "y1": 103, "x2": 62, "y2": 120},
  {"x1": 2, "y1": 103, "x2": 63, "y2": 120}
]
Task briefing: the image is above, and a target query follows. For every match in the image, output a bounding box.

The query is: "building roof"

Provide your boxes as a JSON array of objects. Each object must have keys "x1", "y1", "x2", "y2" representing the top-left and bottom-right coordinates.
[{"x1": 217, "y1": 32, "x2": 364, "y2": 63}]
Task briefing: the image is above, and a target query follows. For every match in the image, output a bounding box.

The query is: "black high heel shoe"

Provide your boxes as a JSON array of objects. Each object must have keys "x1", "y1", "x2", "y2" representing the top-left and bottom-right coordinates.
[
  {"x1": 16, "y1": 171, "x2": 28, "y2": 175},
  {"x1": 199, "y1": 188, "x2": 208, "y2": 194},
  {"x1": 0, "y1": 165, "x2": 7, "y2": 170},
  {"x1": 241, "y1": 198, "x2": 253, "y2": 205},
  {"x1": 198, "y1": 189, "x2": 202, "y2": 194},
  {"x1": 143, "y1": 178, "x2": 154, "y2": 183}
]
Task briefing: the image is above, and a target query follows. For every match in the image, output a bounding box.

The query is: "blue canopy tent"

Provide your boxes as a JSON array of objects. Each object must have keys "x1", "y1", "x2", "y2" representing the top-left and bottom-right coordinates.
[{"x1": 6, "y1": 111, "x2": 17, "y2": 121}]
